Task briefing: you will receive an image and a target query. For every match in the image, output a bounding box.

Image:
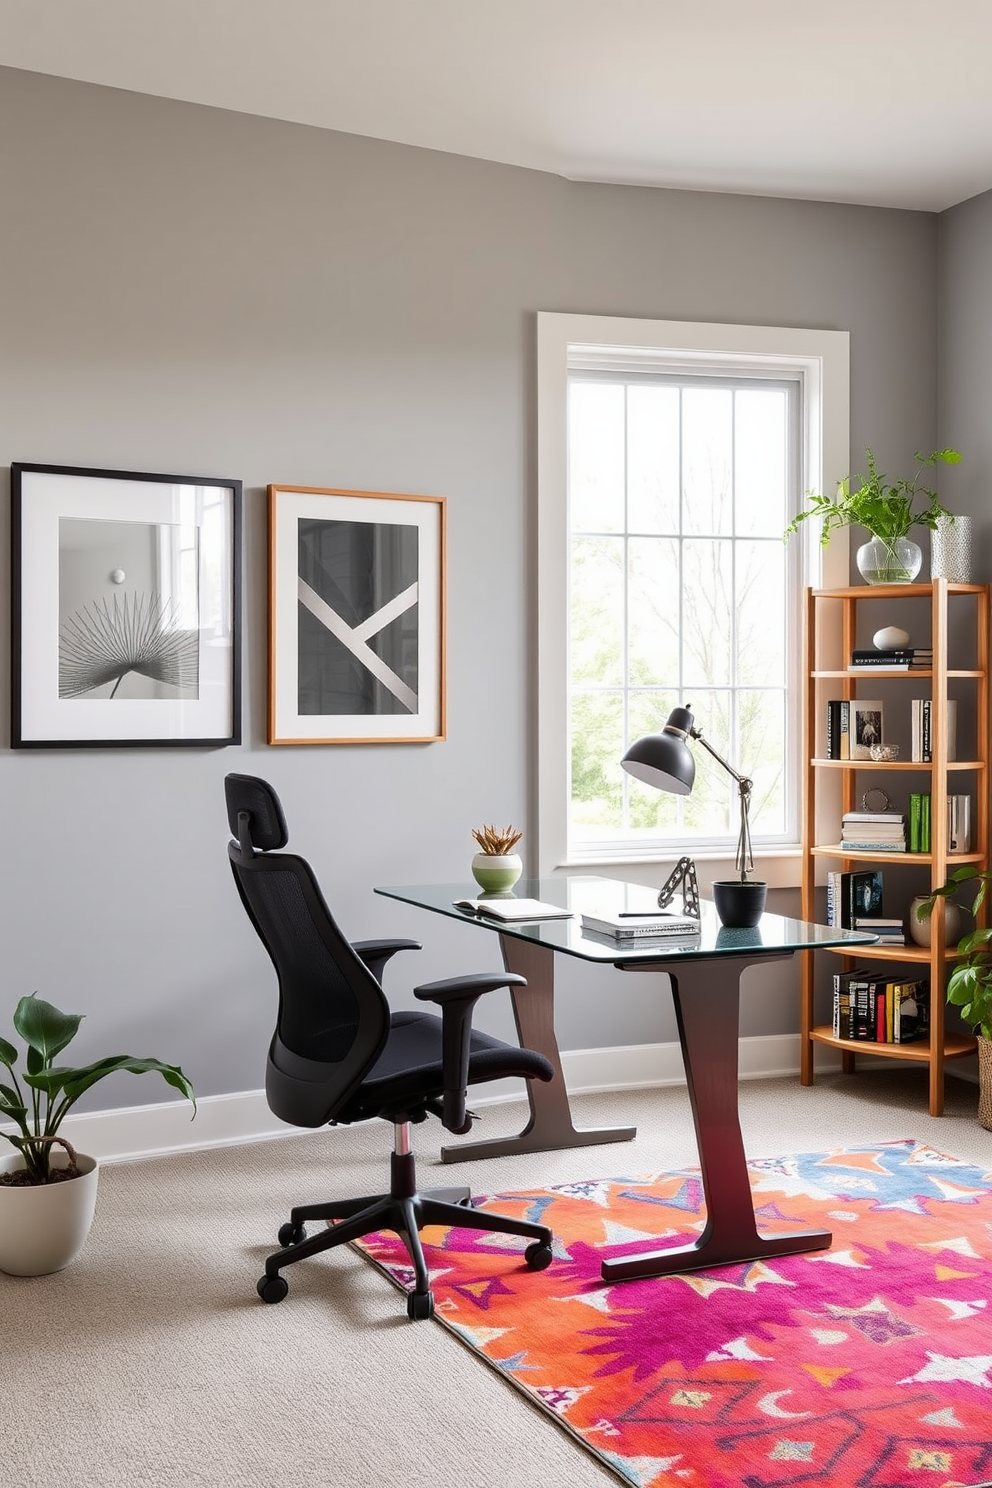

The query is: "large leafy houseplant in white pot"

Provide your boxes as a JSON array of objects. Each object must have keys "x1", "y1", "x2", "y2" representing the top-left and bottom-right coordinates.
[
  {"x1": 785, "y1": 448, "x2": 959, "y2": 583},
  {"x1": 921, "y1": 867, "x2": 992, "y2": 1131},
  {"x1": 0, "y1": 994, "x2": 195, "y2": 1275}
]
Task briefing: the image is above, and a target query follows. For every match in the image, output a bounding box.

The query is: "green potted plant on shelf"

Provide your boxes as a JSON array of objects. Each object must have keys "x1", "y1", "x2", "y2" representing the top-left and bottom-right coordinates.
[
  {"x1": 0, "y1": 993, "x2": 195, "y2": 1275},
  {"x1": 784, "y1": 447, "x2": 960, "y2": 584},
  {"x1": 920, "y1": 865, "x2": 992, "y2": 1129}
]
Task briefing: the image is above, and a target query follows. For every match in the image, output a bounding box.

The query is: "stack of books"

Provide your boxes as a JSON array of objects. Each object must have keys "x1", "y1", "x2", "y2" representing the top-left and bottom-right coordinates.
[
  {"x1": 849, "y1": 646, "x2": 933, "y2": 671},
  {"x1": 832, "y1": 970, "x2": 930, "y2": 1043},
  {"x1": 840, "y1": 810, "x2": 907, "y2": 853},
  {"x1": 910, "y1": 699, "x2": 957, "y2": 762},
  {"x1": 851, "y1": 915, "x2": 906, "y2": 945}
]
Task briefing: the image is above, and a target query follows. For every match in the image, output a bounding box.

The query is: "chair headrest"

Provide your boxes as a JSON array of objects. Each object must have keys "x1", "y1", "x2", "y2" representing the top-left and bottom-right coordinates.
[{"x1": 225, "y1": 774, "x2": 289, "y2": 852}]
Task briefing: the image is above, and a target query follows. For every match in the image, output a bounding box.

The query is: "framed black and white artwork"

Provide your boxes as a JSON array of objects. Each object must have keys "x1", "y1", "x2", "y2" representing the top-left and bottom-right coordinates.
[
  {"x1": 267, "y1": 485, "x2": 446, "y2": 744},
  {"x1": 851, "y1": 699, "x2": 884, "y2": 760},
  {"x1": 11, "y1": 463, "x2": 242, "y2": 748}
]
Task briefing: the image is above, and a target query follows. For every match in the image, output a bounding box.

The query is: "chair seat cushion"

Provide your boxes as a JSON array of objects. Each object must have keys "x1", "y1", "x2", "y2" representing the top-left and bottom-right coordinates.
[{"x1": 335, "y1": 1011, "x2": 553, "y2": 1124}]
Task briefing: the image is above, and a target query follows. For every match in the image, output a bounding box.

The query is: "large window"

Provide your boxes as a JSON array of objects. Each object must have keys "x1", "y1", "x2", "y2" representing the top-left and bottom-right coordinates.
[
  {"x1": 570, "y1": 369, "x2": 798, "y2": 855},
  {"x1": 537, "y1": 314, "x2": 850, "y2": 876}
]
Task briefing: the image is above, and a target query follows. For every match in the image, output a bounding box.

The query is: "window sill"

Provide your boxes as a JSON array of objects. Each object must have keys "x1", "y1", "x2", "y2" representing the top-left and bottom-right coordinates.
[{"x1": 549, "y1": 848, "x2": 803, "y2": 892}]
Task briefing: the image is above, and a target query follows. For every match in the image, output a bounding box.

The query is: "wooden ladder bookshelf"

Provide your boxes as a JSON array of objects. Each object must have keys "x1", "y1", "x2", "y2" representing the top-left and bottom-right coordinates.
[{"x1": 799, "y1": 579, "x2": 991, "y2": 1116}]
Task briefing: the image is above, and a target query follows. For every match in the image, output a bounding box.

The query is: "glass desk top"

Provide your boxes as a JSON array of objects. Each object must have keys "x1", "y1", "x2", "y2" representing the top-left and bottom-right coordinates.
[{"x1": 375, "y1": 875, "x2": 878, "y2": 964}]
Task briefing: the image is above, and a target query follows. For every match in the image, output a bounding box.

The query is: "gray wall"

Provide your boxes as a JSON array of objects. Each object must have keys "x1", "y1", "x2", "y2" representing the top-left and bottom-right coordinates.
[
  {"x1": 0, "y1": 67, "x2": 939, "y2": 1110},
  {"x1": 938, "y1": 188, "x2": 992, "y2": 554}
]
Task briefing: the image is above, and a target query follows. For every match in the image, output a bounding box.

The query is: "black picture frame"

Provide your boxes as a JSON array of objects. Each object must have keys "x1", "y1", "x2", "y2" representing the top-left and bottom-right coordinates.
[{"x1": 11, "y1": 462, "x2": 242, "y2": 748}]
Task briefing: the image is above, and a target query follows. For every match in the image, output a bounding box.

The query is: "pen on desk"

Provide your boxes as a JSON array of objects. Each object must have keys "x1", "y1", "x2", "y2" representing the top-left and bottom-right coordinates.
[{"x1": 618, "y1": 911, "x2": 668, "y2": 917}]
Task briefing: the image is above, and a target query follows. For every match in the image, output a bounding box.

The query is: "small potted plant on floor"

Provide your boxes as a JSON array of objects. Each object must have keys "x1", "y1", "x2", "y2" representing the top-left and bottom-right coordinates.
[
  {"x1": 920, "y1": 866, "x2": 992, "y2": 1130},
  {"x1": 784, "y1": 448, "x2": 960, "y2": 584},
  {"x1": 0, "y1": 994, "x2": 195, "y2": 1274},
  {"x1": 471, "y1": 822, "x2": 523, "y2": 893}
]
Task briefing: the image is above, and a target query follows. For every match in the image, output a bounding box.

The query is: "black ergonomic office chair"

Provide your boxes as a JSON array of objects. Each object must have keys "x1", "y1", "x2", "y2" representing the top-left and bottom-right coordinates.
[{"x1": 224, "y1": 774, "x2": 555, "y2": 1321}]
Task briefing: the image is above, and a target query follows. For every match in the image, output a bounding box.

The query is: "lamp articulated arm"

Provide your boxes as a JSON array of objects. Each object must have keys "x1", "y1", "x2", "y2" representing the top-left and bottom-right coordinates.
[{"x1": 687, "y1": 727, "x2": 755, "y2": 881}]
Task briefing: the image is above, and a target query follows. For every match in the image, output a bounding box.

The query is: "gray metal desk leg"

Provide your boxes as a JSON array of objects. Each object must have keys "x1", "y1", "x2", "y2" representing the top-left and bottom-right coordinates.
[
  {"x1": 440, "y1": 933, "x2": 637, "y2": 1163},
  {"x1": 602, "y1": 952, "x2": 831, "y2": 1282}
]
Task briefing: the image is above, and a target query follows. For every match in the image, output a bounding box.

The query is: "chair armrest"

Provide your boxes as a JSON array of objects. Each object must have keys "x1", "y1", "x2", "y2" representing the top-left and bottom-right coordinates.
[
  {"x1": 413, "y1": 972, "x2": 527, "y2": 1134},
  {"x1": 352, "y1": 938, "x2": 422, "y2": 984}
]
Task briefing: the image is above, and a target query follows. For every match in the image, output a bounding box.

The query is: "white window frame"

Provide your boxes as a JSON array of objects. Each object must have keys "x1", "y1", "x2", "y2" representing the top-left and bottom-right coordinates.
[{"x1": 536, "y1": 311, "x2": 850, "y2": 882}]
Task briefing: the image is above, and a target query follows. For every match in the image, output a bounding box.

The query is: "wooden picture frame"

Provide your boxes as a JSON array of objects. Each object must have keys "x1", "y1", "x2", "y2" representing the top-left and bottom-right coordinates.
[
  {"x1": 11, "y1": 462, "x2": 242, "y2": 748},
  {"x1": 267, "y1": 485, "x2": 446, "y2": 745}
]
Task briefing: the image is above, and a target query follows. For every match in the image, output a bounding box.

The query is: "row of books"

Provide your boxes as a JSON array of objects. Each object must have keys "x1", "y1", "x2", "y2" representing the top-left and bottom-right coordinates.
[
  {"x1": 910, "y1": 699, "x2": 957, "y2": 762},
  {"x1": 849, "y1": 646, "x2": 933, "y2": 672},
  {"x1": 826, "y1": 868, "x2": 884, "y2": 927},
  {"x1": 823, "y1": 698, "x2": 958, "y2": 762},
  {"x1": 840, "y1": 810, "x2": 906, "y2": 853},
  {"x1": 832, "y1": 970, "x2": 930, "y2": 1043},
  {"x1": 907, "y1": 793, "x2": 972, "y2": 853}
]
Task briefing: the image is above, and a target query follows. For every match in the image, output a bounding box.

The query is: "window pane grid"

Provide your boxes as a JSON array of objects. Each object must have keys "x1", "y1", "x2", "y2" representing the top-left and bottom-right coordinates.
[{"x1": 568, "y1": 372, "x2": 796, "y2": 854}]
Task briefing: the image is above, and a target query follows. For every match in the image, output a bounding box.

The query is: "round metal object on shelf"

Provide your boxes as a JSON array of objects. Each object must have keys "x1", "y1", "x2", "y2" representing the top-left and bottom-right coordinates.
[{"x1": 861, "y1": 788, "x2": 893, "y2": 813}]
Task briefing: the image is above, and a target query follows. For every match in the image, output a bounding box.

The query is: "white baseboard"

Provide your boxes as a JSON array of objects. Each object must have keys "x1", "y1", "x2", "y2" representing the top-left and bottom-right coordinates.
[{"x1": 6, "y1": 1033, "x2": 974, "y2": 1166}]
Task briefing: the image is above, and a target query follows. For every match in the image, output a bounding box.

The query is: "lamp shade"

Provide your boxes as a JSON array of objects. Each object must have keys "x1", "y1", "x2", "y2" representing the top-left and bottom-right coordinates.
[{"x1": 621, "y1": 706, "x2": 696, "y2": 796}]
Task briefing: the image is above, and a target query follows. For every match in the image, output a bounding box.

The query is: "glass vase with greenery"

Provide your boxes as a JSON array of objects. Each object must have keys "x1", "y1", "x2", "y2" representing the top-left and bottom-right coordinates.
[{"x1": 784, "y1": 448, "x2": 960, "y2": 582}]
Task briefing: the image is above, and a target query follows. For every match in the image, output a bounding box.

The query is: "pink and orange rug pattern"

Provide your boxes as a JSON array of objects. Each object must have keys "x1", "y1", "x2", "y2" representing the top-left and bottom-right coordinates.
[{"x1": 356, "y1": 1139, "x2": 992, "y2": 1488}]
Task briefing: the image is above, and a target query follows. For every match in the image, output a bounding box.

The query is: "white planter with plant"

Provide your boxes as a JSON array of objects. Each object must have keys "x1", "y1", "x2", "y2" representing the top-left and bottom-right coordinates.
[
  {"x1": 0, "y1": 994, "x2": 195, "y2": 1275},
  {"x1": 785, "y1": 448, "x2": 960, "y2": 584},
  {"x1": 471, "y1": 822, "x2": 523, "y2": 892}
]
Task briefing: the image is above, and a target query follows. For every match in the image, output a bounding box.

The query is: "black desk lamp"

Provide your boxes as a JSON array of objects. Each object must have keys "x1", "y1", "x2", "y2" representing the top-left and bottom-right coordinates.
[{"x1": 621, "y1": 704, "x2": 768, "y2": 928}]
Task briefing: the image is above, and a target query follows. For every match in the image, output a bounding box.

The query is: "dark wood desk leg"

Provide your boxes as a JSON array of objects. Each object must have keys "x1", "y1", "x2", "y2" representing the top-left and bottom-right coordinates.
[
  {"x1": 602, "y1": 955, "x2": 831, "y2": 1281},
  {"x1": 440, "y1": 934, "x2": 637, "y2": 1163}
]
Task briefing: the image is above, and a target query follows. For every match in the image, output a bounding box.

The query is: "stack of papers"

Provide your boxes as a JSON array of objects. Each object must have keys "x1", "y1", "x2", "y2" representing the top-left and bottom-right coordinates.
[{"x1": 452, "y1": 898, "x2": 573, "y2": 922}]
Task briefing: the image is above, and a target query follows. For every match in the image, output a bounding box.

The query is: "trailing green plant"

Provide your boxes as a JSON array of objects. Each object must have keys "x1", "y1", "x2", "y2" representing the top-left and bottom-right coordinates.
[
  {"x1": 784, "y1": 448, "x2": 960, "y2": 548},
  {"x1": 920, "y1": 865, "x2": 992, "y2": 1040},
  {"x1": 0, "y1": 994, "x2": 195, "y2": 1184}
]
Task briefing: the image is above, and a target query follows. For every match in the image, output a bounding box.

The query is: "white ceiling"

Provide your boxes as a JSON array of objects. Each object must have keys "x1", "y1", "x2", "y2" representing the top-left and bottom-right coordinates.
[{"x1": 2, "y1": 0, "x2": 991, "y2": 213}]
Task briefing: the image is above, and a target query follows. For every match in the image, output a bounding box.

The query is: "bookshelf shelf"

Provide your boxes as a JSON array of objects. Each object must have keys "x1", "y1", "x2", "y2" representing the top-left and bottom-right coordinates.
[
  {"x1": 809, "y1": 1026, "x2": 976, "y2": 1063},
  {"x1": 811, "y1": 846, "x2": 985, "y2": 865},
  {"x1": 800, "y1": 578, "x2": 991, "y2": 1116},
  {"x1": 812, "y1": 669, "x2": 983, "y2": 679},
  {"x1": 811, "y1": 759, "x2": 983, "y2": 771},
  {"x1": 821, "y1": 942, "x2": 963, "y2": 964}
]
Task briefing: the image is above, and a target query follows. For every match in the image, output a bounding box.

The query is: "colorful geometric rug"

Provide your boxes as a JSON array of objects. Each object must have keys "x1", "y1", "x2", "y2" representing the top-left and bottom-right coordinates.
[{"x1": 355, "y1": 1140, "x2": 992, "y2": 1488}]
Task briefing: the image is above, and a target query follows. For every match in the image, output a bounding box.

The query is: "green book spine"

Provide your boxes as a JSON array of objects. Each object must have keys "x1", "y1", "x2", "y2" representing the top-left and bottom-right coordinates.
[{"x1": 909, "y1": 794, "x2": 920, "y2": 853}]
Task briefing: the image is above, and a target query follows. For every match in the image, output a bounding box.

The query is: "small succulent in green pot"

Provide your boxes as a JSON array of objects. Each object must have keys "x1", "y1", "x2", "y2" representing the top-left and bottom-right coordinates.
[{"x1": 471, "y1": 823, "x2": 524, "y2": 893}]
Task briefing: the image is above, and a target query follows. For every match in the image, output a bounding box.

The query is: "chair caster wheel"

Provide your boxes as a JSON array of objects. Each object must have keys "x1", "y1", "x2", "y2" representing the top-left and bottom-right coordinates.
[
  {"x1": 257, "y1": 1273, "x2": 289, "y2": 1304},
  {"x1": 406, "y1": 1289, "x2": 435, "y2": 1321},
  {"x1": 278, "y1": 1221, "x2": 306, "y2": 1247},
  {"x1": 525, "y1": 1242, "x2": 553, "y2": 1271}
]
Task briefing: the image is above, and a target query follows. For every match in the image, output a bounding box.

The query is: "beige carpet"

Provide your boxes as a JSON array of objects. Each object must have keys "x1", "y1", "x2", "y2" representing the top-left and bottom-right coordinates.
[{"x1": 4, "y1": 1070, "x2": 990, "y2": 1488}]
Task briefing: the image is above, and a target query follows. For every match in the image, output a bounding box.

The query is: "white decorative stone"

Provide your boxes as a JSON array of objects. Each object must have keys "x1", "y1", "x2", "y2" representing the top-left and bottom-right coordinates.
[{"x1": 873, "y1": 625, "x2": 910, "y2": 649}]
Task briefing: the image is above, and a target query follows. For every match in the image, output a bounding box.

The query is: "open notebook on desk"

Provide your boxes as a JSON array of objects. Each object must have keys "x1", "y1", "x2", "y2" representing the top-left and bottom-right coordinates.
[{"x1": 452, "y1": 897, "x2": 574, "y2": 922}]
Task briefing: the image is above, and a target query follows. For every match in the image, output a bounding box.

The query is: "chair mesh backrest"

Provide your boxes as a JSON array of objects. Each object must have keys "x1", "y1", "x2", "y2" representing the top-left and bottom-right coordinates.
[{"x1": 226, "y1": 774, "x2": 390, "y2": 1123}]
